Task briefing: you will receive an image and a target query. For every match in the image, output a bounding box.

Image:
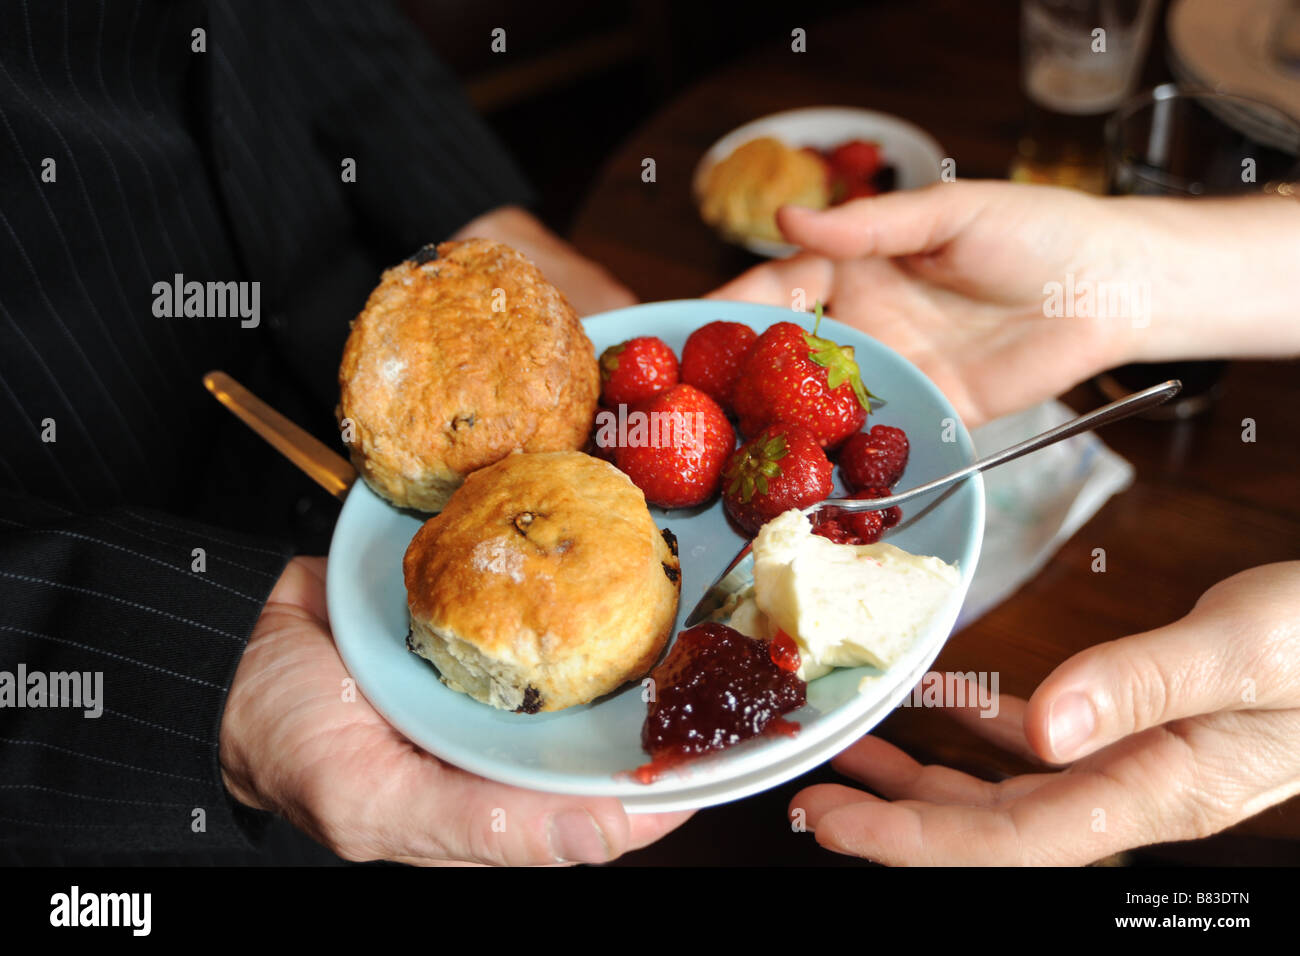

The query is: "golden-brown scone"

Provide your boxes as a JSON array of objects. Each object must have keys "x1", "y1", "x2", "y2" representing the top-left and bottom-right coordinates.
[
  {"x1": 403, "y1": 451, "x2": 681, "y2": 713},
  {"x1": 698, "y1": 137, "x2": 830, "y2": 242},
  {"x1": 337, "y1": 239, "x2": 600, "y2": 513}
]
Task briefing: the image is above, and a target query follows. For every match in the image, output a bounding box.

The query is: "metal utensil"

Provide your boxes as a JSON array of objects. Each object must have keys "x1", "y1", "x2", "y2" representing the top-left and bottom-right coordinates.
[
  {"x1": 684, "y1": 379, "x2": 1181, "y2": 627},
  {"x1": 202, "y1": 371, "x2": 357, "y2": 500}
]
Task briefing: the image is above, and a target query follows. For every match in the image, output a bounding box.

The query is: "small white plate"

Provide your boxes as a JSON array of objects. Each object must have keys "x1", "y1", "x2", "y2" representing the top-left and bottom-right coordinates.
[
  {"x1": 326, "y1": 300, "x2": 983, "y2": 812},
  {"x1": 693, "y1": 106, "x2": 947, "y2": 257}
]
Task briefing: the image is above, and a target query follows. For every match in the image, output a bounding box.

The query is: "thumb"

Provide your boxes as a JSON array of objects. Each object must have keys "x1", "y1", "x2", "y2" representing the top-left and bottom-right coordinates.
[
  {"x1": 776, "y1": 181, "x2": 979, "y2": 259},
  {"x1": 392, "y1": 760, "x2": 692, "y2": 866},
  {"x1": 1023, "y1": 619, "x2": 1241, "y2": 765},
  {"x1": 1024, "y1": 565, "x2": 1300, "y2": 764}
]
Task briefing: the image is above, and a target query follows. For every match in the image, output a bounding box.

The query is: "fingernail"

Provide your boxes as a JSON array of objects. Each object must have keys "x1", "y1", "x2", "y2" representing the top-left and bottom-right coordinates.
[
  {"x1": 548, "y1": 809, "x2": 610, "y2": 864},
  {"x1": 1048, "y1": 692, "x2": 1096, "y2": 761}
]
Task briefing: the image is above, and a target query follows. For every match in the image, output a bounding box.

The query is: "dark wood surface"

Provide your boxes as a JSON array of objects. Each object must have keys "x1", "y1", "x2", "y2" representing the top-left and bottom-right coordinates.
[{"x1": 572, "y1": 0, "x2": 1300, "y2": 864}]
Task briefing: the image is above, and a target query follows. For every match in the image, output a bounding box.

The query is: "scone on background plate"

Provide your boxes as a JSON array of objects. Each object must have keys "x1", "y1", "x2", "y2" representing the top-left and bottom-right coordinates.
[
  {"x1": 403, "y1": 450, "x2": 681, "y2": 713},
  {"x1": 337, "y1": 238, "x2": 600, "y2": 513},
  {"x1": 698, "y1": 136, "x2": 829, "y2": 242}
]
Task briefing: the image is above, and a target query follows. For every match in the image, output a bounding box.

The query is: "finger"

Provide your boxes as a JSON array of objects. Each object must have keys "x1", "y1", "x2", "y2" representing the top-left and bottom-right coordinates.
[
  {"x1": 1025, "y1": 568, "x2": 1300, "y2": 764},
  {"x1": 807, "y1": 761, "x2": 1154, "y2": 866},
  {"x1": 704, "y1": 253, "x2": 834, "y2": 308},
  {"x1": 776, "y1": 182, "x2": 982, "y2": 259},
  {"x1": 266, "y1": 556, "x2": 329, "y2": 623},
  {"x1": 414, "y1": 764, "x2": 640, "y2": 866},
  {"x1": 935, "y1": 686, "x2": 1045, "y2": 764},
  {"x1": 791, "y1": 782, "x2": 884, "y2": 832},
  {"x1": 324, "y1": 749, "x2": 644, "y2": 866},
  {"x1": 626, "y1": 809, "x2": 694, "y2": 851},
  {"x1": 830, "y1": 735, "x2": 1055, "y2": 807}
]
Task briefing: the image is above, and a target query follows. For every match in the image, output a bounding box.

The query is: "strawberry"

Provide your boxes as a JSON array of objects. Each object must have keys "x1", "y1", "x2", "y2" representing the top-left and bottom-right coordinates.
[
  {"x1": 613, "y1": 384, "x2": 734, "y2": 508},
  {"x1": 722, "y1": 423, "x2": 833, "y2": 536},
  {"x1": 839, "y1": 424, "x2": 909, "y2": 490},
  {"x1": 680, "y1": 320, "x2": 758, "y2": 413},
  {"x1": 826, "y1": 140, "x2": 882, "y2": 181},
  {"x1": 600, "y1": 336, "x2": 679, "y2": 406},
  {"x1": 731, "y1": 303, "x2": 875, "y2": 448}
]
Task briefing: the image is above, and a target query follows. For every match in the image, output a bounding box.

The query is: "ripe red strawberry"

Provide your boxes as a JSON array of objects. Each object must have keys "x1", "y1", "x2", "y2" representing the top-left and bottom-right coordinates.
[
  {"x1": 731, "y1": 304, "x2": 875, "y2": 449},
  {"x1": 827, "y1": 140, "x2": 882, "y2": 181},
  {"x1": 680, "y1": 320, "x2": 758, "y2": 413},
  {"x1": 613, "y1": 384, "x2": 734, "y2": 508},
  {"x1": 722, "y1": 423, "x2": 833, "y2": 536},
  {"x1": 839, "y1": 424, "x2": 909, "y2": 490},
  {"x1": 600, "y1": 336, "x2": 679, "y2": 406}
]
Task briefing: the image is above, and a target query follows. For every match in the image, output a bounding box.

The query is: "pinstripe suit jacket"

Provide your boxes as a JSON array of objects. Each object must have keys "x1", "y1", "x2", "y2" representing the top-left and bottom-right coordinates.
[{"x1": 0, "y1": 0, "x2": 533, "y2": 861}]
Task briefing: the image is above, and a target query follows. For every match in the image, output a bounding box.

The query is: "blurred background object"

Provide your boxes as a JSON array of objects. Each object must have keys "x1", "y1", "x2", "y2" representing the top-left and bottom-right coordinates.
[
  {"x1": 399, "y1": 0, "x2": 867, "y2": 231},
  {"x1": 1095, "y1": 83, "x2": 1300, "y2": 418},
  {"x1": 1010, "y1": 0, "x2": 1159, "y2": 191},
  {"x1": 1168, "y1": 0, "x2": 1300, "y2": 130}
]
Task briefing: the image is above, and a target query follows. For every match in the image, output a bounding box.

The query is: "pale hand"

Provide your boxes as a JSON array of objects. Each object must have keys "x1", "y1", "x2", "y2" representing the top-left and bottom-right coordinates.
[
  {"x1": 792, "y1": 562, "x2": 1300, "y2": 865},
  {"x1": 708, "y1": 180, "x2": 1299, "y2": 428},
  {"x1": 220, "y1": 557, "x2": 690, "y2": 865}
]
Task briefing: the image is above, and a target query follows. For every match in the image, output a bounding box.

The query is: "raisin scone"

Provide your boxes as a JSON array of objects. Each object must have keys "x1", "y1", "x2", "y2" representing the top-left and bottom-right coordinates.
[
  {"x1": 337, "y1": 239, "x2": 600, "y2": 513},
  {"x1": 403, "y1": 450, "x2": 681, "y2": 713},
  {"x1": 697, "y1": 137, "x2": 829, "y2": 242}
]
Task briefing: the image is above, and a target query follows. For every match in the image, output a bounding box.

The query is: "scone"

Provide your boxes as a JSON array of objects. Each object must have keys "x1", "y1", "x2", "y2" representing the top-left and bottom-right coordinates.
[
  {"x1": 337, "y1": 239, "x2": 600, "y2": 512},
  {"x1": 403, "y1": 450, "x2": 681, "y2": 713},
  {"x1": 698, "y1": 137, "x2": 830, "y2": 242}
]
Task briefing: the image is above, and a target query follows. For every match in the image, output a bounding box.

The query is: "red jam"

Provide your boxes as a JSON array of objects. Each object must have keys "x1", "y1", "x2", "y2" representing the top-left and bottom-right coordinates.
[
  {"x1": 635, "y1": 623, "x2": 806, "y2": 782},
  {"x1": 770, "y1": 629, "x2": 801, "y2": 673}
]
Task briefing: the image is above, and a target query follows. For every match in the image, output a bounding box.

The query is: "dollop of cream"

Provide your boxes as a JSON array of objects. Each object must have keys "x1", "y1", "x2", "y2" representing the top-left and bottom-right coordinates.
[{"x1": 725, "y1": 510, "x2": 960, "y2": 682}]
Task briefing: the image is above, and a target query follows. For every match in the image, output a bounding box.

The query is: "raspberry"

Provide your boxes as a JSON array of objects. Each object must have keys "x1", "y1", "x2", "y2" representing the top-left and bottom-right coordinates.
[
  {"x1": 812, "y1": 505, "x2": 884, "y2": 545},
  {"x1": 842, "y1": 508, "x2": 884, "y2": 543},
  {"x1": 811, "y1": 516, "x2": 854, "y2": 544},
  {"x1": 853, "y1": 486, "x2": 901, "y2": 528},
  {"x1": 839, "y1": 425, "x2": 909, "y2": 490}
]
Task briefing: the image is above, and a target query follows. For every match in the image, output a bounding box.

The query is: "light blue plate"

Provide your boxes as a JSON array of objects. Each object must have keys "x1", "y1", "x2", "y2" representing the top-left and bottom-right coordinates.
[{"x1": 326, "y1": 300, "x2": 984, "y2": 811}]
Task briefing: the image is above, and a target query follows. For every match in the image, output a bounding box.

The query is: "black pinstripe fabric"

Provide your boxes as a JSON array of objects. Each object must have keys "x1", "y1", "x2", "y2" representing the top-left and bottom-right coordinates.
[{"x1": 0, "y1": 0, "x2": 536, "y2": 861}]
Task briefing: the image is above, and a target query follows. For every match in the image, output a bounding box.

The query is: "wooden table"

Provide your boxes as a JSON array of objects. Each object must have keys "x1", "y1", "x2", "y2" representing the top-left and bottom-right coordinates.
[{"x1": 574, "y1": 0, "x2": 1300, "y2": 865}]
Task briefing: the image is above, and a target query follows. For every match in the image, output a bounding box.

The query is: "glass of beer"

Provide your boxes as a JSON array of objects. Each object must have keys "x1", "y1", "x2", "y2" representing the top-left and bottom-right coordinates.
[
  {"x1": 1011, "y1": 0, "x2": 1158, "y2": 192},
  {"x1": 1095, "y1": 83, "x2": 1300, "y2": 417}
]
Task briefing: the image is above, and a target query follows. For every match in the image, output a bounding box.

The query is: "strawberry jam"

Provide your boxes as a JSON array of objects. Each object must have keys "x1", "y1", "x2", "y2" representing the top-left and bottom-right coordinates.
[
  {"x1": 636, "y1": 623, "x2": 805, "y2": 781},
  {"x1": 770, "y1": 630, "x2": 801, "y2": 673}
]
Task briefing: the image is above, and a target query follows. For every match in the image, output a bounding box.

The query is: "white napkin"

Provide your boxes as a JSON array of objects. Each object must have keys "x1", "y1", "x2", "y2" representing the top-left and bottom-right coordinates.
[{"x1": 955, "y1": 399, "x2": 1135, "y2": 629}]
